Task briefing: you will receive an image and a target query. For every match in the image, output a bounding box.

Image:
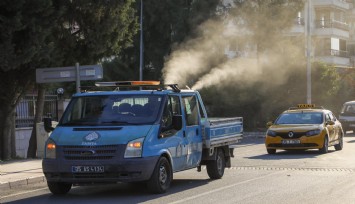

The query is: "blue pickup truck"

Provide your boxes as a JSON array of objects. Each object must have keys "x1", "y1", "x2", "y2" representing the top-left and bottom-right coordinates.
[{"x1": 42, "y1": 81, "x2": 243, "y2": 194}]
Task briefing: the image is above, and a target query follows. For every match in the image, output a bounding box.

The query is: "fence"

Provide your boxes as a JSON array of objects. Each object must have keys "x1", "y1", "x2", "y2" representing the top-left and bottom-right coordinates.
[{"x1": 15, "y1": 94, "x2": 58, "y2": 128}]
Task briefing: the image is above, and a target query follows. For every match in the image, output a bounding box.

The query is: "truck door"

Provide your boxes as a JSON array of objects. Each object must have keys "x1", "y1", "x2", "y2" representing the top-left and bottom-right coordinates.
[
  {"x1": 325, "y1": 112, "x2": 336, "y2": 142},
  {"x1": 182, "y1": 94, "x2": 203, "y2": 169},
  {"x1": 161, "y1": 95, "x2": 186, "y2": 171}
]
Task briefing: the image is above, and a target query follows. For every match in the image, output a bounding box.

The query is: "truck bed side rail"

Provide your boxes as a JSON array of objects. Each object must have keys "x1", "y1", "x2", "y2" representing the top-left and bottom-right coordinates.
[{"x1": 204, "y1": 117, "x2": 243, "y2": 148}]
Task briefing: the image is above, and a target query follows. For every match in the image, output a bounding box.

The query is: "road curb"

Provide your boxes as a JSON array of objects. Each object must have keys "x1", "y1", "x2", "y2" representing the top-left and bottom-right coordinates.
[
  {"x1": 0, "y1": 176, "x2": 46, "y2": 190},
  {"x1": 243, "y1": 132, "x2": 265, "y2": 138}
]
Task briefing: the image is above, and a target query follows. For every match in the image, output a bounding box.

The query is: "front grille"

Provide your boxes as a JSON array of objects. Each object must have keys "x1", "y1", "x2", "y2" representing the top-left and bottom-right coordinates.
[
  {"x1": 268, "y1": 143, "x2": 318, "y2": 148},
  {"x1": 62, "y1": 145, "x2": 118, "y2": 160},
  {"x1": 276, "y1": 132, "x2": 306, "y2": 139}
]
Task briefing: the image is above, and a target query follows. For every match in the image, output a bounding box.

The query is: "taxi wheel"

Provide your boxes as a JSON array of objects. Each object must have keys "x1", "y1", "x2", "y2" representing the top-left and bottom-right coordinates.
[
  {"x1": 334, "y1": 134, "x2": 343, "y2": 151},
  {"x1": 319, "y1": 136, "x2": 329, "y2": 154},
  {"x1": 267, "y1": 149, "x2": 276, "y2": 154}
]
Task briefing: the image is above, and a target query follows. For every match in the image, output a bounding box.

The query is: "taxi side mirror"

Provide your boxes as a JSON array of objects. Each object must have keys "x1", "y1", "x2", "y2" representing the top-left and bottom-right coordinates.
[
  {"x1": 266, "y1": 121, "x2": 273, "y2": 127},
  {"x1": 326, "y1": 120, "x2": 335, "y2": 125}
]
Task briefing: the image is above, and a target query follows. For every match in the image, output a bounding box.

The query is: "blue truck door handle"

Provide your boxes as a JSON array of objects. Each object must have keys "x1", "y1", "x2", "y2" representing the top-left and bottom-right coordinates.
[
  {"x1": 183, "y1": 131, "x2": 186, "y2": 137},
  {"x1": 196, "y1": 129, "x2": 199, "y2": 135}
]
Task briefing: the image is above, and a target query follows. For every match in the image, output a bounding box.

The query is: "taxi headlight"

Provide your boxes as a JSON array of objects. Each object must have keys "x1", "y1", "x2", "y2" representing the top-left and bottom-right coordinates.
[
  {"x1": 124, "y1": 137, "x2": 144, "y2": 158},
  {"x1": 45, "y1": 138, "x2": 56, "y2": 159},
  {"x1": 305, "y1": 129, "x2": 321, "y2": 136},
  {"x1": 266, "y1": 130, "x2": 277, "y2": 137}
]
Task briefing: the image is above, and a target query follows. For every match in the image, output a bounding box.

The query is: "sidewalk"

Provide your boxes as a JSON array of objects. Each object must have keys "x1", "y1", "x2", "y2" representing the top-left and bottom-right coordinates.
[{"x1": 0, "y1": 159, "x2": 45, "y2": 190}]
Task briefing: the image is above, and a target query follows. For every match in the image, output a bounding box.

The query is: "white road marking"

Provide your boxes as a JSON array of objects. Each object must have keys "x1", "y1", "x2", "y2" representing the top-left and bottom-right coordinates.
[{"x1": 168, "y1": 171, "x2": 282, "y2": 204}]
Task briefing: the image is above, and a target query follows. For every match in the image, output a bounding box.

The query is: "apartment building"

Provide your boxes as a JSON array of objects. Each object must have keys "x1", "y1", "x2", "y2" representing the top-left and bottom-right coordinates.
[
  {"x1": 290, "y1": 0, "x2": 353, "y2": 68},
  {"x1": 223, "y1": 0, "x2": 355, "y2": 68}
]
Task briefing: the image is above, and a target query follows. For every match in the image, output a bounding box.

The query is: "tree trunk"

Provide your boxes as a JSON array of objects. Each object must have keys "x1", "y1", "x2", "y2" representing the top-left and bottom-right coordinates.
[
  {"x1": 27, "y1": 84, "x2": 46, "y2": 158},
  {"x1": 0, "y1": 68, "x2": 33, "y2": 160},
  {"x1": 0, "y1": 102, "x2": 20, "y2": 160}
]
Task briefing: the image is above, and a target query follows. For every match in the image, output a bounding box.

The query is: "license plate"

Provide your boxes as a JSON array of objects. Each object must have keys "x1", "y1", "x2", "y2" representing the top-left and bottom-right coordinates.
[
  {"x1": 281, "y1": 140, "x2": 300, "y2": 144},
  {"x1": 72, "y1": 166, "x2": 104, "y2": 173}
]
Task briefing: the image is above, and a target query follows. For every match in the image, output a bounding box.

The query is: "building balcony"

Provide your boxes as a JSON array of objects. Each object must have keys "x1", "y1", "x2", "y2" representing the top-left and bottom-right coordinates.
[
  {"x1": 313, "y1": 20, "x2": 350, "y2": 38},
  {"x1": 313, "y1": 0, "x2": 350, "y2": 10},
  {"x1": 287, "y1": 19, "x2": 305, "y2": 36},
  {"x1": 315, "y1": 49, "x2": 350, "y2": 67}
]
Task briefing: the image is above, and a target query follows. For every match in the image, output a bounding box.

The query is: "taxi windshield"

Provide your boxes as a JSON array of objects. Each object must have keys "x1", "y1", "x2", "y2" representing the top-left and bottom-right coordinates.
[
  {"x1": 60, "y1": 94, "x2": 163, "y2": 126},
  {"x1": 275, "y1": 112, "x2": 323, "y2": 125}
]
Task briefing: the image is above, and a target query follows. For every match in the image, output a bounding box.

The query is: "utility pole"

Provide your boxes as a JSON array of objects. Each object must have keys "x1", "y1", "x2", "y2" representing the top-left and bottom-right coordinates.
[
  {"x1": 139, "y1": 0, "x2": 144, "y2": 81},
  {"x1": 306, "y1": 0, "x2": 312, "y2": 104}
]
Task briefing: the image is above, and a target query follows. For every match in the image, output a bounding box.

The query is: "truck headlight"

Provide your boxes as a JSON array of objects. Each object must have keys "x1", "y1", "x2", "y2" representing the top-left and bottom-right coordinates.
[
  {"x1": 45, "y1": 138, "x2": 56, "y2": 159},
  {"x1": 305, "y1": 129, "x2": 321, "y2": 136},
  {"x1": 124, "y1": 137, "x2": 144, "y2": 158}
]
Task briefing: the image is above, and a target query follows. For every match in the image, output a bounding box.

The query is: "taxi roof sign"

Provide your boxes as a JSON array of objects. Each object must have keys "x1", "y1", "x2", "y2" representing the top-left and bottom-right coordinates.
[
  {"x1": 289, "y1": 104, "x2": 324, "y2": 110},
  {"x1": 297, "y1": 104, "x2": 315, "y2": 108}
]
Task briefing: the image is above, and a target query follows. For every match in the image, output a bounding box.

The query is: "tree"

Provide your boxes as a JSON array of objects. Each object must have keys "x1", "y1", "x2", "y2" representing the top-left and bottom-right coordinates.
[
  {"x1": 0, "y1": 0, "x2": 138, "y2": 160},
  {"x1": 0, "y1": 0, "x2": 59, "y2": 160},
  {"x1": 102, "y1": 0, "x2": 221, "y2": 81}
]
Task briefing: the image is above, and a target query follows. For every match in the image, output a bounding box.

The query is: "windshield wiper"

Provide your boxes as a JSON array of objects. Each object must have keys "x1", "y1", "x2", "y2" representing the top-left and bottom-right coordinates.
[{"x1": 60, "y1": 121, "x2": 100, "y2": 126}]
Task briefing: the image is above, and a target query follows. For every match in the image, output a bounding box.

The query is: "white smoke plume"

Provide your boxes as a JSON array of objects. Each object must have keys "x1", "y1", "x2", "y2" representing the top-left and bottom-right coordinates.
[{"x1": 162, "y1": 9, "x2": 304, "y2": 91}]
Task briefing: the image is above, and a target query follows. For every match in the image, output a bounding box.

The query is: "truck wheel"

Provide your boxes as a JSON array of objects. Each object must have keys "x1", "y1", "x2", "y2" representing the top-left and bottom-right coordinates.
[
  {"x1": 147, "y1": 157, "x2": 172, "y2": 194},
  {"x1": 207, "y1": 148, "x2": 225, "y2": 179},
  {"x1": 334, "y1": 134, "x2": 343, "y2": 151},
  {"x1": 47, "y1": 181, "x2": 72, "y2": 195},
  {"x1": 319, "y1": 136, "x2": 329, "y2": 154}
]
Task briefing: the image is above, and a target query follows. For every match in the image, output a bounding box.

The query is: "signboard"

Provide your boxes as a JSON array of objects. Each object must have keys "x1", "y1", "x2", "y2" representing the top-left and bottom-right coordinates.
[{"x1": 36, "y1": 64, "x2": 103, "y2": 83}]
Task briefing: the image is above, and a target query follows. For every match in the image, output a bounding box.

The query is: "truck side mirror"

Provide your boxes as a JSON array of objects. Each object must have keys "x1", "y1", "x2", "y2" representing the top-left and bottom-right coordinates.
[
  {"x1": 44, "y1": 117, "x2": 55, "y2": 133},
  {"x1": 172, "y1": 115, "x2": 183, "y2": 131},
  {"x1": 266, "y1": 121, "x2": 273, "y2": 127}
]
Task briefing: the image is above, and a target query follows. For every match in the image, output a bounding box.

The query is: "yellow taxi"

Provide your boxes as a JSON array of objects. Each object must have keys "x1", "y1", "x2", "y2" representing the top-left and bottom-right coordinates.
[{"x1": 265, "y1": 104, "x2": 344, "y2": 154}]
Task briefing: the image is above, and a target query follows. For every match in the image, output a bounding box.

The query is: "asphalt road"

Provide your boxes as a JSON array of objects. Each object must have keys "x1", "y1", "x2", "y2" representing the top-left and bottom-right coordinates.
[{"x1": 2, "y1": 134, "x2": 355, "y2": 204}]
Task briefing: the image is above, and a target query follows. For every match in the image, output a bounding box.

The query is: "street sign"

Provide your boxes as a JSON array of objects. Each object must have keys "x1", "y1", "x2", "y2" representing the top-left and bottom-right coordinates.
[{"x1": 36, "y1": 64, "x2": 103, "y2": 83}]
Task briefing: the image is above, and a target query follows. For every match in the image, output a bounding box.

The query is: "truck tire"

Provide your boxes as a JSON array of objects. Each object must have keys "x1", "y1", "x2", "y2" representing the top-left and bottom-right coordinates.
[
  {"x1": 207, "y1": 148, "x2": 225, "y2": 179},
  {"x1": 147, "y1": 156, "x2": 172, "y2": 194},
  {"x1": 47, "y1": 181, "x2": 72, "y2": 195}
]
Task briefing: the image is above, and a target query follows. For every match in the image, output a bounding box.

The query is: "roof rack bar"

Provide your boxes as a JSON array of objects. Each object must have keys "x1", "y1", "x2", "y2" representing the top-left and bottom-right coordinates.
[
  {"x1": 167, "y1": 84, "x2": 180, "y2": 93},
  {"x1": 94, "y1": 81, "x2": 181, "y2": 92}
]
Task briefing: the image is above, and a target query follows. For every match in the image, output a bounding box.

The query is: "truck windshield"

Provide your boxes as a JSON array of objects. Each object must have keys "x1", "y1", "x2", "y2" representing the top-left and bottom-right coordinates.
[{"x1": 60, "y1": 95, "x2": 162, "y2": 126}]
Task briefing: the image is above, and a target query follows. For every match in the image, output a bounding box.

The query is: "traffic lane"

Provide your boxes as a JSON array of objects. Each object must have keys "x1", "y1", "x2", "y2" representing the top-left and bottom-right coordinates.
[
  {"x1": 169, "y1": 168, "x2": 355, "y2": 204},
  {"x1": 1, "y1": 169, "x2": 273, "y2": 203},
  {"x1": 232, "y1": 134, "x2": 355, "y2": 169},
  {"x1": 3, "y1": 168, "x2": 355, "y2": 204},
  {"x1": 3, "y1": 134, "x2": 355, "y2": 203}
]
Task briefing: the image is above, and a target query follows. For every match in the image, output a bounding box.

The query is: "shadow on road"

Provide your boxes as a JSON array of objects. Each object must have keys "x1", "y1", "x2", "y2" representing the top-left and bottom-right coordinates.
[
  {"x1": 245, "y1": 149, "x2": 337, "y2": 160},
  {"x1": 5, "y1": 179, "x2": 212, "y2": 204}
]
